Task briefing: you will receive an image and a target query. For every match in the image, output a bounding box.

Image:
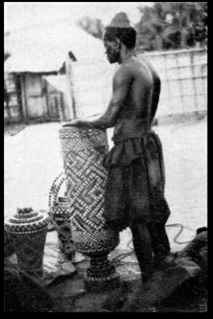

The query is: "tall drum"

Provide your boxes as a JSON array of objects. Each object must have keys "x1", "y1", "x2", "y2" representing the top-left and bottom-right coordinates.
[{"x1": 59, "y1": 127, "x2": 120, "y2": 291}]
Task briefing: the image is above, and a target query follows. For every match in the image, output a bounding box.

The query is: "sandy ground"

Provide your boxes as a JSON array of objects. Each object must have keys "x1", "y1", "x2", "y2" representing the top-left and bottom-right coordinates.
[{"x1": 4, "y1": 117, "x2": 207, "y2": 252}]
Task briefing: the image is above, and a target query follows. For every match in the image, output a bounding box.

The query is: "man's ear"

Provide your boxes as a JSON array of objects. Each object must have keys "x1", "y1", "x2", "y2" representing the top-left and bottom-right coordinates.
[{"x1": 114, "y1": 38, "x2": 121, "y2": 49}]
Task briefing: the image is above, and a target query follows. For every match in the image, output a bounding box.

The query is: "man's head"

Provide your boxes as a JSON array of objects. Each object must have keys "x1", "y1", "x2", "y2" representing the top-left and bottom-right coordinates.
[{"x1": 103, "y1": 12, "x2": 137, "y2": 64}]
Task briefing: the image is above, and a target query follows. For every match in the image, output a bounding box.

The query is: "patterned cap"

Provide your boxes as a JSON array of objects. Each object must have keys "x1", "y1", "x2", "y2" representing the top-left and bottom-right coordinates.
[
  {"x1": 4, "y1": 207, "x2": 49, "y2": 234},
  {"x1": 108, "y1": 12, "x2": 131, "y2": 28}
]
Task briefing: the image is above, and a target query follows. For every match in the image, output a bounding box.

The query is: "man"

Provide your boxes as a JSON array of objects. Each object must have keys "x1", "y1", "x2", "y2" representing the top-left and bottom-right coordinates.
[{"x1": 63, "y1": 12, "x2": 171, "y2": 283}]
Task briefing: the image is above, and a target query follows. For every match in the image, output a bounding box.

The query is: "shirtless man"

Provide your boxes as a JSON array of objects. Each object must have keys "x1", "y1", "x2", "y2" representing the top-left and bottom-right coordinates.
[{"x1": 63, "y1": 12, "x2": 171, "y2": 283}]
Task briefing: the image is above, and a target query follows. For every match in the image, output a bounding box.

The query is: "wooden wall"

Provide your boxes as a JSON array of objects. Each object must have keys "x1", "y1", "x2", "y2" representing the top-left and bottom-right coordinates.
[{"x1": 4, "y1": 72, "x2": 65, "y2": 124}]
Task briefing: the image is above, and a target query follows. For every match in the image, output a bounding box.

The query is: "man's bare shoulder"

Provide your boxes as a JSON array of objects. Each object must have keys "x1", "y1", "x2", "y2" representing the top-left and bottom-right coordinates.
[
  {"x1": 113, "y1": 63, "x2": 134, "y2": 85},
  {"x1": 138, "y1": 56, "x2": 160, "y2": 81},
  {"x1": 127, "y1": 57, "x2": 157, "y2": 82},
  {"x1": 114, "y1": 63, "x2": 135, "y2": 77}
]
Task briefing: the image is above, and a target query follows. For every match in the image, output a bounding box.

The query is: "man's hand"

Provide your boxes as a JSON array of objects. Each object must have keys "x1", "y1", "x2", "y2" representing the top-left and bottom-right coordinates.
[
  {"x1": 62, "y1": 119, "x2": 81, "y2": 127},
  {"x1": 62, "y1": 113, "x2": 107, "y2": 129}
]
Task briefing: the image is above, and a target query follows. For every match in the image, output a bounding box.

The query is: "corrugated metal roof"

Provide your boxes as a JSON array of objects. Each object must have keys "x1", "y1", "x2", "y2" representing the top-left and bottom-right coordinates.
[{"x1": 4, "y1": 21, "x2": 106, "y2": 73}]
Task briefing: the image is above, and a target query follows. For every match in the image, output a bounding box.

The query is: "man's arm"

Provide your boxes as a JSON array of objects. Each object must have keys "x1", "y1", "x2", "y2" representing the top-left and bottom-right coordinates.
[{"x1": 63, "y1": 66, "x2": 133, "y2": 129}]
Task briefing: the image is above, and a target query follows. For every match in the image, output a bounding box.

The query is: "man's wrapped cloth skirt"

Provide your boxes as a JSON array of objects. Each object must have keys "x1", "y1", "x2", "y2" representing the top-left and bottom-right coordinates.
[{"x1": 103, "y1": 131, "x2": 171, "y2": 232}]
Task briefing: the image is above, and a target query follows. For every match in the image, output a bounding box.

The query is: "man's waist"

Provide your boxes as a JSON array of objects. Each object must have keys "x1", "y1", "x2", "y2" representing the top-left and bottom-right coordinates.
[
  {"x1": 112, "y1": 132, "x2": 153, "y2": 143},
  {"x1": 113, "y1": 119, "x2": 151, "y2": 141}
]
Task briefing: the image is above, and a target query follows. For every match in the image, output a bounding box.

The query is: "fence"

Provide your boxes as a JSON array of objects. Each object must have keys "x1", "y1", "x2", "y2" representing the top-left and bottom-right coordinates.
[
  {"x1": 70, "y1": 48, "x2": 207, "y2": 120},
  {"x1": 141, "y1": 48, "x2": 207, "y2": 117},
  {"x1": 4, "y1": 72, "x2": 66, "y2": 124}
]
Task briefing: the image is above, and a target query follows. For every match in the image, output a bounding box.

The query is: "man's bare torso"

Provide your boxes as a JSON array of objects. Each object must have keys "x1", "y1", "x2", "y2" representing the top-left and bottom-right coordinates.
[
  {"x1": 113, "y1": 56, "x2": 160, "y2": 137},
  {"x1": 62, "y1": 54, "x2": 160, "y2": 133}
]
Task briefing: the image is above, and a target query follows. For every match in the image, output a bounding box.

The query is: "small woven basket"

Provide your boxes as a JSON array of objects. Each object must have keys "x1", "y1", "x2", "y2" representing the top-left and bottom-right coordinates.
[{"x1": 48, "y1": 173, "x2": 84, "y2": 263}]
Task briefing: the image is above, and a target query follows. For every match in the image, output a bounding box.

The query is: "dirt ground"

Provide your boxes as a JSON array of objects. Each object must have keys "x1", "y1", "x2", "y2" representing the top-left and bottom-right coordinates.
[
  {"x1": 45, "y1": 257, "x2": 207, "y2": 313},
  {"x1": 5, "y1": 228, "x2": 207, "y2": 312}
]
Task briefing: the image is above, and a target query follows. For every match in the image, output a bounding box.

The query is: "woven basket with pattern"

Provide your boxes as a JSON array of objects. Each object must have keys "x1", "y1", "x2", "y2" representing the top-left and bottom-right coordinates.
[{"x1": 48, "y1": 173, "x2": 84, "y2": 263}]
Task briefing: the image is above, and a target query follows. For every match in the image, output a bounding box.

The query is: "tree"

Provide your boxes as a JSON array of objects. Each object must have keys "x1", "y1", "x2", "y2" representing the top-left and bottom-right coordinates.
[
  {"x1": 134, "y1": 2, "x2": 207, "y2": 52},
  {"x1": 77, "y1": 16, "x2": 104, "y2": 40}
]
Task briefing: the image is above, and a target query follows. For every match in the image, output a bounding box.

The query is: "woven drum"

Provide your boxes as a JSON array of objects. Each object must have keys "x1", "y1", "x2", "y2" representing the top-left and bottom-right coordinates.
[
  {"x1": 4, "y1": 207, "x2": 49, "y2": 278},
  {"x1": 59, "y1": 127, "x2": 120, "y2": 291}
]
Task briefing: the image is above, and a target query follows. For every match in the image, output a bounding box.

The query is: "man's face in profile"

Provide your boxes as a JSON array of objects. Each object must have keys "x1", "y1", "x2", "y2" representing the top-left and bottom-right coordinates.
[{"x1": 103, "y1": 34, "x2": 120, "y2": 64}]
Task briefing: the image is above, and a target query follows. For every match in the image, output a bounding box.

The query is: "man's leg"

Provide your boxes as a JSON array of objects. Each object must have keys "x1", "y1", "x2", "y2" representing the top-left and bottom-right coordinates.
[
  {"x1": 148, "y1": 222, "x2": 170, "y2": 268},
  {"x1": 131, "y1": 222, "x2": 154, "y2": 283}
]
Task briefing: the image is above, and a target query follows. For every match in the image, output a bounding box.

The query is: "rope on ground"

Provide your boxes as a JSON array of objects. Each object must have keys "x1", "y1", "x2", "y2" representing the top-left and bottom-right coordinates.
[
  {"x1": 111, "y1": 223, "x2": 196, "y2": 265},
  {"x1": 166, "y1": 223, "x2": 196, "y2": 244},
  {"x1": 111, "y1": 249, "x2": 135, "y2": 266}
]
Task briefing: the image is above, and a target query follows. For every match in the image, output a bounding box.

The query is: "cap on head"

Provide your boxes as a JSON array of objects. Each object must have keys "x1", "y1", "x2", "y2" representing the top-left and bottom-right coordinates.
[
  {"x1": 104, "y1": 12, "x2": 137, "y2": 50},
  {"x1": 108, "y1": 12, "x2": 132, "y2": 28}
]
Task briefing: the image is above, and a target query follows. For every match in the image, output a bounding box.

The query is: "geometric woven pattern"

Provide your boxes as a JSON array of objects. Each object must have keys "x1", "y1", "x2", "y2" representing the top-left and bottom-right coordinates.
[
  {"x1": 4, "y1": 208, "x2": 49, "y2": 234},
  {"x1": 65, "y1": 148, "x2": 107, "y2": 232},
  {"x1": 49, "y1": 198, "x2": 71, "y2": 223},
  {"x1": 85, "y1": 254, "x2": 120, "y2": 292},
  {"x1": 4, "y1": 207, "x2": 48, "y2": 276},
  {"x1": 59, "y1": 127, "x2": 119, "y2": 254},
  {"x1": 13, "y1": 230, "x2": 47, "y2": 276},
  {"x1": 49, "y1": 198, "x2": 74, "y2": 257},
  {"x1": 72, "y1": 228, "x2": 119, "y2": 255}
]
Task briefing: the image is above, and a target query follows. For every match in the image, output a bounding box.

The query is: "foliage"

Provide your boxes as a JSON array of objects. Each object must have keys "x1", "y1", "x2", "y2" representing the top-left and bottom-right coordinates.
[
  {"x1": 134, "y1": 2, "x2": 207, "y2": 52},
  {"x1": 77, "y1": 16, "x2": 104, "y2": 40},
  {"x1": 77, "y1": 4, "x2": 207, "y2": 52}
]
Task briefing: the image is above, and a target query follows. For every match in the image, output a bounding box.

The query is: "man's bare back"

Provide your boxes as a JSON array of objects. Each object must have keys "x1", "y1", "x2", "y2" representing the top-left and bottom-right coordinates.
[{"x1": 112, "y1": 56, "x2": 161, "y2": 137}]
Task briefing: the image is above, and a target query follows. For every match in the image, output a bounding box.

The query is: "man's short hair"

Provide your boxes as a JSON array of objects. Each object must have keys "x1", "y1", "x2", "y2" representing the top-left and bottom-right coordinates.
[{"x1": 104, "y1": 26, "x2": 137, "y2": 49}]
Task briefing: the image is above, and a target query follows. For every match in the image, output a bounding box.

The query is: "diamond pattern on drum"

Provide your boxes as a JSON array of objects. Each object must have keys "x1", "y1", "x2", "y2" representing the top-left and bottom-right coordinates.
[
  {"x1": 59, "y1": 127, "x2": 119, "y2": 254},
  {"x1": 62, "y1": 146, "x2": 107, "y2": 233}
]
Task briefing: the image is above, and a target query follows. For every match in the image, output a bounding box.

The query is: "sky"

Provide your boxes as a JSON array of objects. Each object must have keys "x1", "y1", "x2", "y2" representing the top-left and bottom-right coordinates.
[{"x1": 4, "y1": 2, "x2": 153, "y2": 32}]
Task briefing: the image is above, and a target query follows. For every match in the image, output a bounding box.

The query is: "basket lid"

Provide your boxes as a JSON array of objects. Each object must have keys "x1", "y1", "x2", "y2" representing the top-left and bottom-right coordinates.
[{"x1": 4, "y1": 207, "x2": 49, "y2": 234}]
